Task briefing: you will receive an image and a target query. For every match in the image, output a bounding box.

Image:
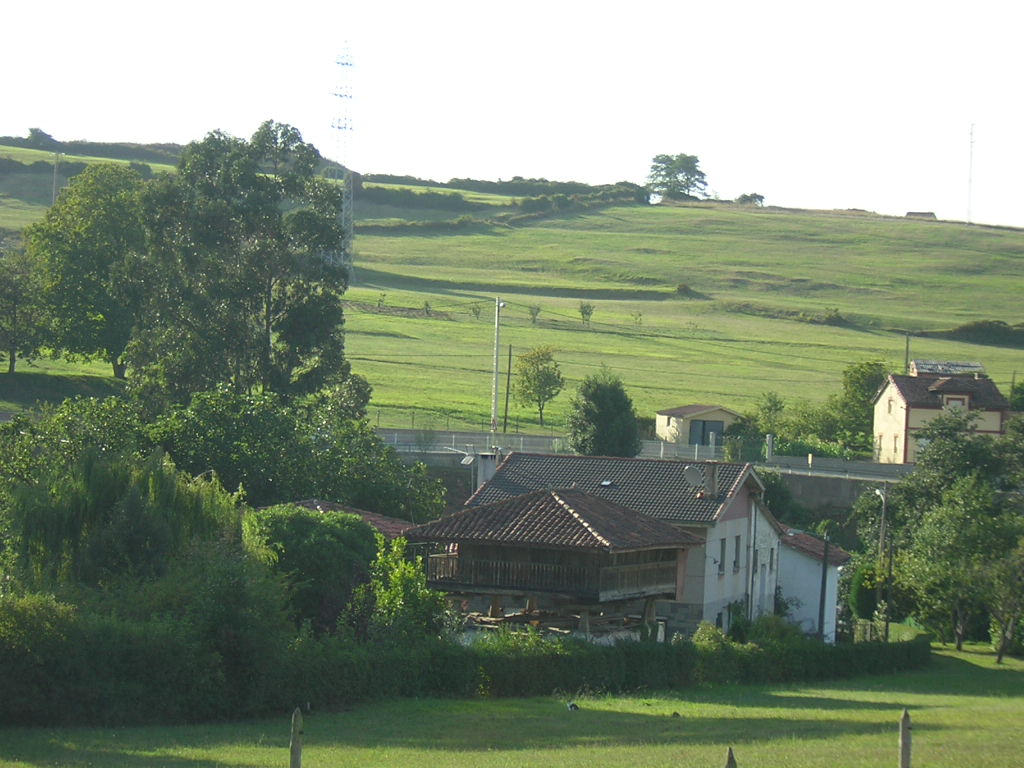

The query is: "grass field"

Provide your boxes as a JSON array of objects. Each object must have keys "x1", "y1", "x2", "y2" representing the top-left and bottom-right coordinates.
[
  {"x1": 343, "y1": 203, "x2": 1024, "y2": 429},
  {"x1": 3, "y1": 142, "x2": 1024, "y2": 430},
  {"x1": 0, "y1": 645, "x2": 1019, "y2": 767},
  {"x1": 0, "y1": 356, "x2": 122, "y2": 414}
]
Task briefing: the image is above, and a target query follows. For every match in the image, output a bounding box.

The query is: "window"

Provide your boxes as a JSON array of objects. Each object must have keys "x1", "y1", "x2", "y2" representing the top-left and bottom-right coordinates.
[
  {"x1": 944, "y1": 395, "x2": 968, "y2": 410},
  {"x1": 718, "y1": 538, "x2": 726, "y2": 575},
  {"x1": 887, "y1": 399, "x2": 894, "y2": 414},
  {"x1": 689, "y1": 419, "x2": 725, "y2": 446},
  {"x1": 733, "y1": 535, "x2": 742, "y2": 571},
  {"x1": 769, "y1": 547, "x2": 775, "y2": 571}
]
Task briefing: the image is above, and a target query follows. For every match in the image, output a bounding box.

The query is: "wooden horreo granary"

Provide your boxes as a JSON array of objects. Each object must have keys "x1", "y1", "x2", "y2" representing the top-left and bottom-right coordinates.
[{"x1": 405, "y1": 488, "x2": 702, "y2": 628}]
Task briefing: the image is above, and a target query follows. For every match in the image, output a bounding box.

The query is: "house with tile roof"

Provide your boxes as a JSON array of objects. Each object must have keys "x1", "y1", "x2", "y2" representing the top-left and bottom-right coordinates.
[
  {"x1": 406, "y1": 489, "x2": 703, "y2": 629},
  {"x1": 776, "y1": 526, "x2": 851, "y2": 643},
  {"x1": 873, "y1": 363, "x2": 1009, "y2": 463},
  {"x1": 464, "y1": 453, "x2": 784, "y2": 636},
  {"x1": 655, "y1": 404, "x2": 741, "y2": 444}
]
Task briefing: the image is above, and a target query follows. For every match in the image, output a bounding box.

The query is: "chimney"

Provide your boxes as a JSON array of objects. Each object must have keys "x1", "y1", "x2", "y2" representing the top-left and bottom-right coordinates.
[{"x1": 706, "y1": 462, "x2": 718, "y2": 497}]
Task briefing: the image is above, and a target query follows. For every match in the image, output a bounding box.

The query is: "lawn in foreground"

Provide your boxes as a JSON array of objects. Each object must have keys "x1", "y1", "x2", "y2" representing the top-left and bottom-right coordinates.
[{"x1": 0, "y1": 646, "x2": 1020, "y2": 768}]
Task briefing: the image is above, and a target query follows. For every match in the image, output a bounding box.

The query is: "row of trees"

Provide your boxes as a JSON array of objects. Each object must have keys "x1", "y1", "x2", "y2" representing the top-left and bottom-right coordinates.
[
  {"x1": 847, "y1": 411, "x2": 1024, "y2": 660},
  {"x1": 724, "y1": 360, "x2": 891, "y2": 459},
  {"x1": 512, "y1": 348, "x2": 642, "y2": 456},
  {"x1": 3, "y1": 121, "x2": 350, "y2": 408}
]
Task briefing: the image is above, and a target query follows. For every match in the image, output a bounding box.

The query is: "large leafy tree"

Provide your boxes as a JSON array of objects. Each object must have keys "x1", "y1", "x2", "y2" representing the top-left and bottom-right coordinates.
[
  {"x1": 566, "y1": 366, "x2": 641, "y2": 457},
  {"x1": 647, "y1": 153, "x2": 707, "y2": 200},
  {"x1": 130, "y1": 121, "x2": 349, "y2": 403},
  {"x1": 26, "y1": 164, "x2": 145, "y2": 378},
  {"x1": 0, "y1": 248, "x2": 48, "y2": 373},
  {"x1": 513, "y1": 346, "x2": 564, "y2": 426},
  {"x1": 242, "y1": 503, "x2": 377, "y2": 632},
  {"x1": 876, "y1": 411, "x2": 1024, "y2": 651},
  {"x1": 148, "y1": 388, "x2": 303, "y2": 505},
  {"x1": 984, "y1": 541, "x2": 1024, "y2": 663},
  {"x1": 149, "y1": 387, "x2": 444, "y2": 518},
  {"x1": 899, "y1": 474, "x2": 1020, "y2": 649}
]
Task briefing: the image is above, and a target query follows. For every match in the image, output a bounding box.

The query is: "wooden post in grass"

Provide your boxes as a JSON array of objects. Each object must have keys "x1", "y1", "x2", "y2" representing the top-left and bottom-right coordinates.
[
  {"x1": 899, "y1": 709, "x2": 912, "y2": 768},
  {"x1": 290, "y1": 707, "x2": 303, "y2": 768},
  {"x1": 724, "y1": 746, "x2": 737, "y2": 768}
]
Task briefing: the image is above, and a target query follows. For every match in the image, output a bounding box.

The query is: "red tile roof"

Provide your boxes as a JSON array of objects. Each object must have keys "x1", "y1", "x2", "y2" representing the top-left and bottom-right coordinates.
[
  {"x1": 880, "y1": 374, "x2": 1009, "y2": 411},
  {"x1": 290, "y1": 499, "x2": 414, "y2": 540},
  {"x1": 779, "y1": 525, "x2": 851, "y2": 566},
  {"x1": 406, "y1": 489, "x2": 702, "y2": 553}
]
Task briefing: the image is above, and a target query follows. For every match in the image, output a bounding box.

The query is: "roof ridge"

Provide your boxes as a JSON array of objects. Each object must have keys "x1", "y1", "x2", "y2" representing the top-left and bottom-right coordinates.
[{"x1": 551, "y1": 489, "x2": 611, "y2": 548}]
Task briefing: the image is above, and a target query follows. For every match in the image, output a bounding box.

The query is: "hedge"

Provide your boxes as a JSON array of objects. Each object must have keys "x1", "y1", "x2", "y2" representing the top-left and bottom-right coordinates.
[{"x1": 0, "y1": 594, "x2": 932, "y2": 727}]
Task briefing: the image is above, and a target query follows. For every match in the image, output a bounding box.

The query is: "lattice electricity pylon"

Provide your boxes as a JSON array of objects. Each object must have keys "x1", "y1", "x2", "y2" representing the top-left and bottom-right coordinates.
[{"x1": 325, "y1": 48, "x2": 355, "y2": 273}]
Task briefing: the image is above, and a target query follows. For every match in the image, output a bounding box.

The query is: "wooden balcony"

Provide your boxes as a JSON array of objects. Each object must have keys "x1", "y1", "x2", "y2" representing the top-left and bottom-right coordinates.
[{"x1": 427, "y1": 554, "x2": 677, "y2": 602}]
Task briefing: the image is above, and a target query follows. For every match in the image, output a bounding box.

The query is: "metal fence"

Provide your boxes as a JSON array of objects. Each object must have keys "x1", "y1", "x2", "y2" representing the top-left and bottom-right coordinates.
[{"x1": 375, "y1": 427, "x2": 911, "y2": 481}]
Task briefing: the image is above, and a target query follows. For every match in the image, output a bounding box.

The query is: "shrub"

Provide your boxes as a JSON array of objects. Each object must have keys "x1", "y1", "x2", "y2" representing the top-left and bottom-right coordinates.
[
  {"x1": 0, "y1": 593, "x2": 224, "y2": 725},
  {"x1": 748, "y1": 614, "x2": 805, "y2": 645},
  {"x1": 849, "y1": 562, "x2": 879, "y2": 619}
]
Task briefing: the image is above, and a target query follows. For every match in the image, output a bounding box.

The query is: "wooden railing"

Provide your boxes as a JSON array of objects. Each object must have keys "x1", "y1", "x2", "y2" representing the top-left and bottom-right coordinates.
[
  {"x1": 427, "y1": 555, "x2": 593, "y2": 595},
  {"x1": 599, "y1": 562, "x2": 676, "y2": 599},
  {"x1": 427, "y1": 554, "x2": 675, "y2": 599}
]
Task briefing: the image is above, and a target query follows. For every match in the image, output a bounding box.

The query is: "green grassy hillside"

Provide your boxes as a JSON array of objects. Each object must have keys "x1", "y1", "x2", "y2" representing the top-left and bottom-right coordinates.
[
  {"x1": 2, "y1": 139, "x2": 1022, "y2": 430},
  {"x1": 345, "y1": 203, "x2": 1024, "y2": 430}
]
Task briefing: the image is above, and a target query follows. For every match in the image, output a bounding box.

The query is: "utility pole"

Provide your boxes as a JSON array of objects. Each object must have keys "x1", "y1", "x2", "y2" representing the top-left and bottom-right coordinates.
[
  {"x1": 502, "y1": 343, "x2": 512, "y2": 432},
  {"x1": 874, "y1": 487, "x2": 888, "y2": 640},
  {"x1": 490, "y1": 297, "x2": 505, "y2": 440}
]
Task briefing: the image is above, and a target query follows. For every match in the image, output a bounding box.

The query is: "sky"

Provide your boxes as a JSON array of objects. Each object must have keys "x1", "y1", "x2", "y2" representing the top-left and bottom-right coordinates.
[{"x1": 4, "y1": 1, "x2": 1023, "y2": 227}]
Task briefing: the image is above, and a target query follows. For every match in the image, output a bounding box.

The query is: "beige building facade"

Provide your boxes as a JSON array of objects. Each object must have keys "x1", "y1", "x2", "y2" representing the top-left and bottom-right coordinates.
[
  {"x1": 656, "y1": 404, "x2": 741, "y2": 444},
  {"x1": 873, "y1": 362, "x2": 1009, "y2": 464}
]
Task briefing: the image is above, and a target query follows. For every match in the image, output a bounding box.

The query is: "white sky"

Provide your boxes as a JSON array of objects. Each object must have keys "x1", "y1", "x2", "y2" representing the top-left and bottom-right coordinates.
[{"x1": 4, "y1": 1, "x2": 1023, "y2": 226}]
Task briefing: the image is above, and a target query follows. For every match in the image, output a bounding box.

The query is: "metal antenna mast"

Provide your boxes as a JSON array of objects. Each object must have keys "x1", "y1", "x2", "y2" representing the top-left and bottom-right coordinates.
[
  {"x1": 967, "y1": 123, "x2": 975, "y2": 225},
  {"x1": 330, "y1": 47, "x2": 355, "y2": 272}
]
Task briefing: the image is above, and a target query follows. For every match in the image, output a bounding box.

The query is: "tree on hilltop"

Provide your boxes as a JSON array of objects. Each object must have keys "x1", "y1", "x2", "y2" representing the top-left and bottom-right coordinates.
[{"x1": 647, "y1": 153, "x2": 707, "y2": 200}]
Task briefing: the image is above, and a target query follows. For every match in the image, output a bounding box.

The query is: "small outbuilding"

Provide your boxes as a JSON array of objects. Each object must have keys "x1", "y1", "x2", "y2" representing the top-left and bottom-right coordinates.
[{"x1": 655, "y1": 404, "x2": 741, "y2": 444}]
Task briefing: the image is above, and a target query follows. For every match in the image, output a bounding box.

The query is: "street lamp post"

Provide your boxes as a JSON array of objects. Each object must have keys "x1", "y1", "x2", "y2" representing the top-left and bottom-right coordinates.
[{"x1": 874, "y1": 487, "x2": 890, "y2": 641}]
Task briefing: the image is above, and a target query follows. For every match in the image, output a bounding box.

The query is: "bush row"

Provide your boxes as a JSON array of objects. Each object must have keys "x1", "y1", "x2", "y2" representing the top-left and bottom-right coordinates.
[{"x1": 0, "y1": 593, "x2": 932, "y2": 727}]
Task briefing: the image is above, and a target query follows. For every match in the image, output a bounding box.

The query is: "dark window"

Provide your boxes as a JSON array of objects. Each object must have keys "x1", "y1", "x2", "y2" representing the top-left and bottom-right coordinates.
[{"x1": 689, "y1": 419, "x2": 726, "y2": 446}]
